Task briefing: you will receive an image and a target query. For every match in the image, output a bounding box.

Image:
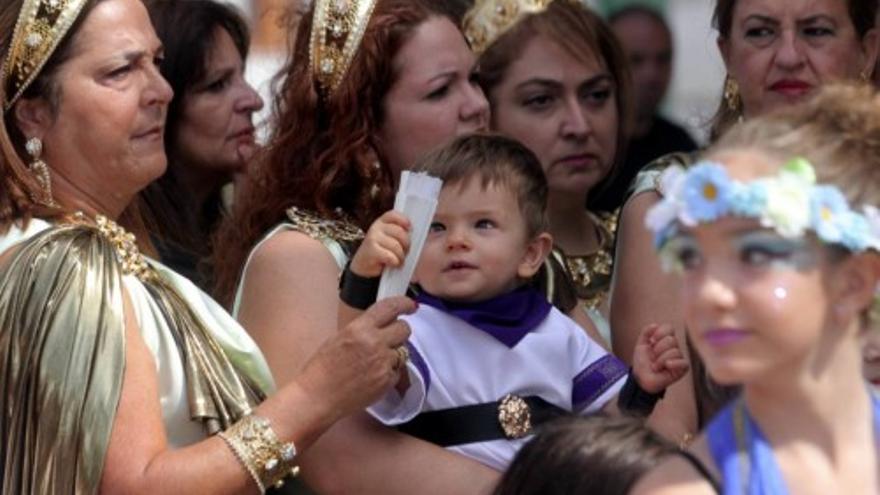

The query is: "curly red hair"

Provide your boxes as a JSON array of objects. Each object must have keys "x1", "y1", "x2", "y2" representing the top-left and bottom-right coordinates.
[{"x1": 212, "y1": 0, "x2": 453, "y2": 306}]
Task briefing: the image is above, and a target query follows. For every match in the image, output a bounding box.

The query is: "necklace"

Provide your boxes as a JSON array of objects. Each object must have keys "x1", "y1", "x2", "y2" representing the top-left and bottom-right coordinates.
[
  {"x1": 69, "y1": 212, "x2": 154, "y2": 282},
  {"x1": 560, "y1": 211, "x2": 616, "y2": 310}
]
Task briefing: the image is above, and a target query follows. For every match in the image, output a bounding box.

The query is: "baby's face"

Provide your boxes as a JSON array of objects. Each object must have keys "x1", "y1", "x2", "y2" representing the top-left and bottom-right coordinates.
[{"x1": 414, "y1": 179, "x2": 532, "y2": 303}]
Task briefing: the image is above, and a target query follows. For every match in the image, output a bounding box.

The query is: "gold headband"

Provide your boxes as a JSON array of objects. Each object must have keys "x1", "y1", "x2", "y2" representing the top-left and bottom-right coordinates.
[
  {"x1": 309, "y1": 0, "x2": 377, "y2": 97},
  {"x1": 463, "y1": 0, "x2": 554, "y2": 56},
  {"x1": 2, "y1": 0, "x2": 89, "y2": 113}
]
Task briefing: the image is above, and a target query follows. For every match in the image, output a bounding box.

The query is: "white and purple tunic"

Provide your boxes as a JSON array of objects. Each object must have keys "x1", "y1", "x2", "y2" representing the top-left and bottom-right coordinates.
[{"x1": 367, "y1": 289, "x2": 627, "y2": 470}]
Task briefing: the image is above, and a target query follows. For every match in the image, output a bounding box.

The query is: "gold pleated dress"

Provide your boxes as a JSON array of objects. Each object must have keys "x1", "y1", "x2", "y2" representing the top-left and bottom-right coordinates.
[{"x1": 0, "y1": 219, "x2": 275, "y2": 494}]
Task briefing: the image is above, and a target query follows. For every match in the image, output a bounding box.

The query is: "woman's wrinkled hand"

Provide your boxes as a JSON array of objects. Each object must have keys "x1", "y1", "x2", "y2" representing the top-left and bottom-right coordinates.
[{"x1": 296, "y1": 296, "x2": 415, "y2": 419}]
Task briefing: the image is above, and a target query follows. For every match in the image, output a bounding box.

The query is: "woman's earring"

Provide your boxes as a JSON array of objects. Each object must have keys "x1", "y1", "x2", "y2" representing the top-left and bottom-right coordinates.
[
  {"x1": 724, "y1": 76, "x2": 741, "y2": 112},
  {"x1": 25, "y1": 137, "x2": 56, "y2": 207},
  {"x1": 370, "y1": 160, "x2": 381, "y2": 200}
]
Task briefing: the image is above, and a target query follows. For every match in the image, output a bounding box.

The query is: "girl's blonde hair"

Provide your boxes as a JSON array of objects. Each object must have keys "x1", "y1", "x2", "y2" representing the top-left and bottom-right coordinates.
[{"x1": 711, "y1": 83, "x2": 880, "y2": 209}]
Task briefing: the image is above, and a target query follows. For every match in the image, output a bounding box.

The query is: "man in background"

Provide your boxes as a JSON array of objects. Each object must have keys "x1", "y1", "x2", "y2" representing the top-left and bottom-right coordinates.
[{"x1": 591, "y1": 5, "x2": 697, "y2": 212}]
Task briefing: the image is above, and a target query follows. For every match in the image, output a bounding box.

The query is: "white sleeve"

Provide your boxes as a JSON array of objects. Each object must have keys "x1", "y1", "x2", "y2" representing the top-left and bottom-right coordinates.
[
  {"x1": 568, "y1": 319, "x2": 628, "y2": 414},
  {"x1": 366, "y1": 341, "x2": 432, "y2": 425}
]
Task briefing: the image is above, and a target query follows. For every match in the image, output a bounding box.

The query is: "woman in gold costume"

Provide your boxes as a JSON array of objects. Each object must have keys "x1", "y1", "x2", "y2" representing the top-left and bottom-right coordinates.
[
  {"x1": 0, "y1": 0, "x2": 415, "y2": 493},
  {"x1": 465, "y1": 0, "x2": 632, "y2": 346},
  {"x1": 212, "y1": 0, "x2": 502, "y2": 492}
]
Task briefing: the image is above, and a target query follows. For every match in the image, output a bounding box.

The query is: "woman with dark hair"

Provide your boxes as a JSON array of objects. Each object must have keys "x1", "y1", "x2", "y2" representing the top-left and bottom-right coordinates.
[
  {"x1": 0, "y1": 0, "x2": 414, "y2": 492},
  {"x1": 611, "y1": 0, "x2": 879, "y2": 446},
  {"x1": 213, "y1": 0, "x2": 498, "y2": 492},
  {"x1": 141, "y1": 0, "x2": 264, "y2": 289},
  {"x1": 466, "y1": 0, "x2": 633, "y2": 346}
]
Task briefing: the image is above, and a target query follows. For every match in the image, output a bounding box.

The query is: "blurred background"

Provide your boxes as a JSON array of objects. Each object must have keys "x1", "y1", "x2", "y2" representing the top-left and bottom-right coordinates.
[{"x1": 228, "y1": 0, "x2": 725, "y2": 145}]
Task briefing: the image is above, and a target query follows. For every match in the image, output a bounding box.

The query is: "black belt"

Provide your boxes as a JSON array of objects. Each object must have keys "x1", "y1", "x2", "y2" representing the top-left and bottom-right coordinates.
[{"x1": 397, "y1": 395, "x2": 569, "y2": 447}]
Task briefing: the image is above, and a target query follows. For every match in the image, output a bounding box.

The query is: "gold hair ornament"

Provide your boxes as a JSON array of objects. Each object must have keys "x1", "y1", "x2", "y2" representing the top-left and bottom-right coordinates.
[
  {"x1": 309, "y1": 0, "x2": 378, "y2": 97},
  {"x1": 2, "y1": 0, "x2": 89, "y2": 113},
  {"x1": 463, "y1": 0, "x2": 554, "y2": 56}
]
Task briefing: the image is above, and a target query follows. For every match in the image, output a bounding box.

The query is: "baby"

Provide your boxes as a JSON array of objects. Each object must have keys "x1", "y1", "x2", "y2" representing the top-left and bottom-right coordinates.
[{"x1": 339, "y1": 134, "x2": 686, "y2": 470}]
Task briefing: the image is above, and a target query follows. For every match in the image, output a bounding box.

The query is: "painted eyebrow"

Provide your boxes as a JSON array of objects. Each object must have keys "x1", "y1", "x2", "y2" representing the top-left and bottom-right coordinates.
[
  {"x1": 742, "y1": 14, "x2": 780, "y2": 26},
  {"x1": 579, "y1": 74, "x2": 613, "y2": 91},
  {"x1": 796, "y1": 15, "x2": 837, "y2": 26},
  {"x1": 515, "y1": 73, "x2": 612, "y2": 92},
  {"x1": 743, "y1": 13, "x2": 837, "y2": 26},
  {"x1": 425, "y1": 70, "x2": 457, "y2": 86}
]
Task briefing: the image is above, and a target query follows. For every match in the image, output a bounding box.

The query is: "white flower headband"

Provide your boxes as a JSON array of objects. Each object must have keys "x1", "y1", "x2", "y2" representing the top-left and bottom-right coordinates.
[{"x1": 645, "y1": 158, "x2": 880, "y2": 255}]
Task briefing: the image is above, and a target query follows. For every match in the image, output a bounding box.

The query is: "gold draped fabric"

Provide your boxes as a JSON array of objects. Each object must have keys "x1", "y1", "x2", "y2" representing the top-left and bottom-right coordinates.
[{"x1": 0, "y1": 222, "x2": 269, "y2": 494}]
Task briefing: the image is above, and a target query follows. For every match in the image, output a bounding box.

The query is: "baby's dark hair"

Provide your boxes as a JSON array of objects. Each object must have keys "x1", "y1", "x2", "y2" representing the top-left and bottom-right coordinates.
[
  {"x1": 493, "y1": 415, "x2": 676, "y2": 495},
  {"x1": 411, "y1": 133, "x2": 548, "y2": 238}
]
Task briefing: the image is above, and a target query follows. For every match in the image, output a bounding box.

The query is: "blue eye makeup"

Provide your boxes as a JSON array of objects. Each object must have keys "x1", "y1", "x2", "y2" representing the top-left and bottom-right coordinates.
[
  {"x1": 661, "y1": 235, "x2": 702, "y2": 273},
  {"x1": 733, "y1": 231, "x2": 815, "y2": 270}
]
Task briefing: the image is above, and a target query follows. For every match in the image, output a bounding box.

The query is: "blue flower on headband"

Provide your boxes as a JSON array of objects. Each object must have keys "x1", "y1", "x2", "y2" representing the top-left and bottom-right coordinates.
[
  {"x1": 644, "y1": 157, "x2": 880, "y2": 261},
  {"x1": 729, "y1": 181, "x2": 768, "y2": 217},
  {"x1": 839, "y1": 212, "x2": 871, "y2": 252},
  {"x1": 681, "y1": 163, "x2": 732, "y2": 225},
  {"x1": 810, "y1": 185, "x2": 850, "y2": 245}
]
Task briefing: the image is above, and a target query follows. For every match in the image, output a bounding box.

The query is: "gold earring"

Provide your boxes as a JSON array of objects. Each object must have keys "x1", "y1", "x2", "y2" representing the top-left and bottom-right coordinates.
[
  {"x1": 724, "y1": 76, "x2": 741, "y2": 112},
  {"x1": 369, "y1": 160, "x2": 381, "y2": 200},
  {"x1": 25, "y1": 137, "x2": 56, "y2": 207}
]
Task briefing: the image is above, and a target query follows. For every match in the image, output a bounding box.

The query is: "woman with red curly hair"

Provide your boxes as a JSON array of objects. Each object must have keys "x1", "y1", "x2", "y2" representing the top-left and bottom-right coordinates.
[{"x1": 212, "y1": 0, "x2": 495, "y2": 492}]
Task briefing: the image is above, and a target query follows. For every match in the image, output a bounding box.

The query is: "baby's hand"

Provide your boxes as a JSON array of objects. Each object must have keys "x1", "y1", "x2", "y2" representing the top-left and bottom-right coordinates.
[
  {"x1": 631, "y1": 323, "x2": 688, "y2": 394},
  {"x1": 350, "y1": 210, "x2": 411, "y2": 278}
]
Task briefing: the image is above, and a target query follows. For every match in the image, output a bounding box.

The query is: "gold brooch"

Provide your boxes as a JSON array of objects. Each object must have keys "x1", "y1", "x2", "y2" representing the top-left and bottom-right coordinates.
[
  {"x1": 2, "y1": 0, "x2": 89, "y2": 112},
  {"x1": 463, "y1": 0, "x2": 554, "y2": 55},
  {"x1": 498, "y1": 394, "x2": 532, "y2": 439},
  {"x1": 309, "y1": 0, "x2": 377, "y2": 97}
]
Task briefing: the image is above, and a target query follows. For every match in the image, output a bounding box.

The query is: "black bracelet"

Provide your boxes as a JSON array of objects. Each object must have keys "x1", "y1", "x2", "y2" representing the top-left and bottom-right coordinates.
[
  {"x1": 617, "y1": 368, "x2": 665, "y2": 417},
  {"x1": 339, "y1": 261, "x2": 380, "y2": 310}
]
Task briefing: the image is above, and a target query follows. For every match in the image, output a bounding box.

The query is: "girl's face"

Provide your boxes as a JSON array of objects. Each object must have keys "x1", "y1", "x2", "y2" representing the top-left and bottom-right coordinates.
[
  {"x1": 490, "y1": 35, "x2": 618, "y2": 199},
  {"x1": 673, "y1": 217, "x2": 834, "y2": 384},
  {"x1": 669, "y1": 151, "x2": 852, "y2": 385}
]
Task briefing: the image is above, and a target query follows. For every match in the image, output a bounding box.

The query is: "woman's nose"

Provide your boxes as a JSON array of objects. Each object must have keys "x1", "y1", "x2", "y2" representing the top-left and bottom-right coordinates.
[{"x1": 236, "y1": 81, "x2": 264, "y2": 113}]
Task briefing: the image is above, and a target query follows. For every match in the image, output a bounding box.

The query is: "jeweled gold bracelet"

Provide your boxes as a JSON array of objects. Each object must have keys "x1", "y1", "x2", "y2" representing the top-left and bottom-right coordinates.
[{"x1": 218, "y1": 415, "x2": 300, "y2": 492}]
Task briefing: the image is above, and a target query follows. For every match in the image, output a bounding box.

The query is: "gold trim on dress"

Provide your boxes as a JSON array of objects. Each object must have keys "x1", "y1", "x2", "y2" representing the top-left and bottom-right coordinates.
[
  {"x1": 2, "y1": 0, "x2": 89, "y2": 112},
  {"x1": 285, "y1": 206, "x2": 365, "y2": 243}
]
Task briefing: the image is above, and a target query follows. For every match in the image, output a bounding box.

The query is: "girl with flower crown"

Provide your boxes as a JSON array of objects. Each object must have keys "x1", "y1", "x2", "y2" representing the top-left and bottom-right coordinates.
[{"x1": 633, "y1": 84, "x2": 880, "y2": 494}]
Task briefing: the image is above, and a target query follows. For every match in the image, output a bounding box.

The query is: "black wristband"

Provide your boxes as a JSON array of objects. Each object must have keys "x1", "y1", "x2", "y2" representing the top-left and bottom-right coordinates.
[
  {"x1": 617, "y1": 368, "x2": 665, "y2": 417},
  {"x1": 339, "y1": 261, "x2": 380, "y2": 310}
]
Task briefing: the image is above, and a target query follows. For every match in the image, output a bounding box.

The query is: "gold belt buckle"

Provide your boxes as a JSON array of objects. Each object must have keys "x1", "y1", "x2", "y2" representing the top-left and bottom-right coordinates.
[{"x1": 498, "y1": 394, "x2": 532, "y2": 439}]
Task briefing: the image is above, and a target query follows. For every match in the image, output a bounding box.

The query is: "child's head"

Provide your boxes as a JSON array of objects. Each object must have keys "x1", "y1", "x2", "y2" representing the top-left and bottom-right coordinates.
[
  {"x1": 411, "y1": 133, "x2": 553, "y2": 302},
  {"x1": 647, "y1": 83, "x2": 880, "y2": 385},
  {"x1": 493, "y1": 415, "x2": 676, "y2": 495}
]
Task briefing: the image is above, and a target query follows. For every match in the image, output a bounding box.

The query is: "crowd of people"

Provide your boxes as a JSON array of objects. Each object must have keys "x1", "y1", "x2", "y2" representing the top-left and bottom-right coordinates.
[{"x1": 0, "y1": 0, "x2": 878, "y2": 494}]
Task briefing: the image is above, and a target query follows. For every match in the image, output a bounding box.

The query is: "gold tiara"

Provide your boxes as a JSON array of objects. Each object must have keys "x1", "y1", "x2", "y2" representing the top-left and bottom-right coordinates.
[
  {"x1": 309, "y1": 0, "x2": 378, "y2": 97},
  {"x1": 2, "y1": 0, "x2": 89, "y2": 113},
  {"x1": 463, "y1": 0, "x2": 554, "y2": 55}
]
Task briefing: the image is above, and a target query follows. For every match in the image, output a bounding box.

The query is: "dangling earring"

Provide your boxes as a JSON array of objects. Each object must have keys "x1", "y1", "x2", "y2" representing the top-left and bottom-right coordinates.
[
  {"x1": 723, "y1": 76, "x2": 741, "y2": 112},
  {"x1": 25, "y1": 137, "x2": 56, "y2": 207},
  {"x1": 369, "y1": 160, "x2": 381, "y2": 200}
]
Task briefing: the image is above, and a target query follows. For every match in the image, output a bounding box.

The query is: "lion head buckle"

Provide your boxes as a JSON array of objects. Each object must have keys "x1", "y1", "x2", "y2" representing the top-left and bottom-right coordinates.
[{"x1": 498, "y1": 394, "x2": 532, "y2": 439}]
